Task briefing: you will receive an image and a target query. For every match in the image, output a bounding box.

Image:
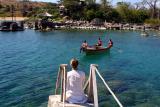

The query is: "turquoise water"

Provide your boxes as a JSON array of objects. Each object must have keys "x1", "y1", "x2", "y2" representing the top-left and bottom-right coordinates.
[{"x1": 0, "y1": 30, "x2": 160, "y2": 107}]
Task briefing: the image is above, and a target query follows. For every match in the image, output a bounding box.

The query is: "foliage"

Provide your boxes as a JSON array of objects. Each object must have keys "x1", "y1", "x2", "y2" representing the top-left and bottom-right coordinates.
[
  {"x1": 0, "y1": 0, "x2": 159, "y2": 24},
  {"x1": 145, "y1": 19, "x2": 160, "y2": 26},
  {"x1": 116, "y1": 2, "x2": 149, "y2": 23}
]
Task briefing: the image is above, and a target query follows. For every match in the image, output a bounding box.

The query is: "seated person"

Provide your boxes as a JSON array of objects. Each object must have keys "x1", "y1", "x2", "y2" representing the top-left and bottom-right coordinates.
[
  {"x1": 66, "y1": 58, "x2": 88, "y2": 104},
  {"x1": 96, "y1": 37, "x2": 102, "y2": 46},
  {"x1": 108, "y1": 39, "x2": 113, "y2": 47},
  {"x1": 80, "y1": 40, "x2": 88, "y2": 53},
  {"x1": 81, "y1": 40, "x2": 88, "y2": 48}
]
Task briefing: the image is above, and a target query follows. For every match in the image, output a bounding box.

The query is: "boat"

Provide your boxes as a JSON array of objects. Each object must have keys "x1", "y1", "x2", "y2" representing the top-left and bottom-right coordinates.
[
  {"x1": 81, "y1": 45, "x2": 113, "y2": 55},
  {"x1": 0, "y1": 21, "x2": 24, "y2": 31},
  {"x1": 0, "y1": 5, "x2": 24, "y2": 32}
]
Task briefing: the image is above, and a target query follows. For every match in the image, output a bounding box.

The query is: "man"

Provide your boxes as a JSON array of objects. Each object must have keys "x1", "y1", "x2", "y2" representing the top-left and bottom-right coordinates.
[
  {"x1": 97, "y1": 37, "x2": 102, "y2": 46},
  {"x1": 80, "y1": 40, "x2": 88, "y2": 53},
  {"x1": 66, "y1": 58, "x2": 88, "y2": 104},
  {"x1": 108, "y1": 39, "x2": 113, "y2": 47},
  {"x1": 81, "y1": 40, "x2": 88, "y2": 48}
]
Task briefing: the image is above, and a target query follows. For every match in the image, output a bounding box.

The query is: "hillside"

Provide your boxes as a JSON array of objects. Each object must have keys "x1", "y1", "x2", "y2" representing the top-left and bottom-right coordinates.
[{"x1": 0, "y1": 0, "x2": 50, "y2": 17}]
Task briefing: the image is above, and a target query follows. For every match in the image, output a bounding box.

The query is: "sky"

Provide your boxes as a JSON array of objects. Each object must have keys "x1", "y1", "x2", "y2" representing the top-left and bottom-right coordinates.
[{"x1": 31, "y1": 0, "x2": 141, "y2": 5}]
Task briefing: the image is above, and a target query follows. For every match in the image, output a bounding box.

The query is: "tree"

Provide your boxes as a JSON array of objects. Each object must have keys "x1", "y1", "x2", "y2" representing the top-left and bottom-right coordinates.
[
  {"x1": 116, "y1": 2, "x2": 132, "y2": 22},
  {"x1": 62, "y1": 0, "x2": 82, "y2": 18},
  {"x1": 100, "y1": 0, "x2": 108, "y2": 7},
  {"x1": 85, "y1": 9, "x2": 95, "y2": 21},
  {"x1": 142, "y1": 0, "x2": 160, "y2": 18},
  {"x1": 86, "y1": 0, "x2": 96, "y2": 4}
]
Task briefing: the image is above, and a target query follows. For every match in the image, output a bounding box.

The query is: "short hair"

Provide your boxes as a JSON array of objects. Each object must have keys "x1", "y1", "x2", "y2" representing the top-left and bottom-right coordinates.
[{"x1": 70, "y1": 58, "x2": 79, "y2": 69}]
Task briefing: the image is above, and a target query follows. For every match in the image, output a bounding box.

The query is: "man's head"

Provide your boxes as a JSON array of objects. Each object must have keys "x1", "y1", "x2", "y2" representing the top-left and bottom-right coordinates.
[{"x1": 70, "y1": 58, "x2": 79, "y2": 70}]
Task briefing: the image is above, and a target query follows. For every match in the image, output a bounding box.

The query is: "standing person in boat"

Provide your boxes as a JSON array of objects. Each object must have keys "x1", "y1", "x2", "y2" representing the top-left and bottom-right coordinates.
[
  {"x1": 80, "y1": 40, "x2": 88, "y2": 53},
  {"x1": 66, "y1": 58, "x2": 88, "y2": 104},
  {"x1": 97, "y1": 37, "x2": 102, "y2": 46},
  {"x1": 108, "y1": 39, "x2": 113, "y2": 47}
]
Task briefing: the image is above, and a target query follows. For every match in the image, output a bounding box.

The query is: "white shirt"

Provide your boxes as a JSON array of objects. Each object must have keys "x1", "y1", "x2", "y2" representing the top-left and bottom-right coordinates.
[{"x1": 66, "y1": 69, "x2": 87, "y2": 104}]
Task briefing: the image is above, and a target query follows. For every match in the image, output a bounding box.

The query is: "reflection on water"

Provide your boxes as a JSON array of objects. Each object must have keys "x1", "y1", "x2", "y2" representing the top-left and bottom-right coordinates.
[{"x1": 0, "y1": 30, "x2": 160, "y2": 107}]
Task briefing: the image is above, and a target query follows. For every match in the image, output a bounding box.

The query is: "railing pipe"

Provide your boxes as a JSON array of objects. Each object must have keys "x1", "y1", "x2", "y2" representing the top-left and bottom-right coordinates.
[{"x1": 94, "y1": 66, "x2": 123, "y2": 107}]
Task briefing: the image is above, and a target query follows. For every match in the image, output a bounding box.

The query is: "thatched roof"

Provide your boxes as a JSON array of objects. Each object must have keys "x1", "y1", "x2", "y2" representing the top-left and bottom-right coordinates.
[{"x1": 40, "y1": 12, "x2": 52, "y2": 17}]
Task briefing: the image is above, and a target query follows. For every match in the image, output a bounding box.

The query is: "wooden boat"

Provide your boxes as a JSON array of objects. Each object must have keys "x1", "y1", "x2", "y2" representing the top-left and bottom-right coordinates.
[
  {"x1": 81, "y1": 44, "x2": 113, "y2": 54},
  {"x1": 0, "y1": 21, "x2": 24, "y2": 31}
]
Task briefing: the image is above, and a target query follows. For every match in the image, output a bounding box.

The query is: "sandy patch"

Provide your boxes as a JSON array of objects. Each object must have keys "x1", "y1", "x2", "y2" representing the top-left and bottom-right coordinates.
[{"x1": 0, "y1": 17, "x2": 28, "y2": 21}]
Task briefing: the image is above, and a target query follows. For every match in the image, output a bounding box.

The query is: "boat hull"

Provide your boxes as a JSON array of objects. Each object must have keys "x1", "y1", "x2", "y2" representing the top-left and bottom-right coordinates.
[{"x1": 83, "y1": 45, "x2": 112, "y2": 55}]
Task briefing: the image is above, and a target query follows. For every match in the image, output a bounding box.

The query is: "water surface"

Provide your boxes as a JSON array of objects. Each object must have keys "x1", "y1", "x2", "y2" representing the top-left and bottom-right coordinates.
[{"x1": 0, "y1": 30, "x2": 160, "y2": 107}]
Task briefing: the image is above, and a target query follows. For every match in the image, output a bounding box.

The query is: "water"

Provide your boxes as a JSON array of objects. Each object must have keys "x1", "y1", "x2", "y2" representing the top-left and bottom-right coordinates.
[{"x1": 0, "y1": 30, "x2": 160, "y2": 107}]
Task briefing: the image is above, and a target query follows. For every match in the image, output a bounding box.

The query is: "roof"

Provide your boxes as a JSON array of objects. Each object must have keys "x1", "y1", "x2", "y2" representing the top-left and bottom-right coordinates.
[{"x1": 40, "y1": 12, "x2": 52, "y2": 17}]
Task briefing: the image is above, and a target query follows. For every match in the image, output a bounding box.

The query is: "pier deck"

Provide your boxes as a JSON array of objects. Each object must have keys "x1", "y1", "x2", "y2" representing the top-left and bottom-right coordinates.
[{"x1": 48, "y1": 95, "x2": 93, "y2": 107}]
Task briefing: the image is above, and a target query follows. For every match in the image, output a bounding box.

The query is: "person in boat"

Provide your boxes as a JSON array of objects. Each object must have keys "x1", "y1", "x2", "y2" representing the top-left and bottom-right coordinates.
[
  {"x1": 81, "y1": 40, "x2": 88, "y2": 48},
  {"x1": 96, "y1": 37, "x2": 102, "y2": 46},
  {"x1": 80, "y1": 40, "x2": 88, "y2": 53},
  {"x1": 66, "y1": 58, "x2": 88, "y2": 104},
  {"x1": 108, "y1": 39, "x2": 113, "y2": 47}
]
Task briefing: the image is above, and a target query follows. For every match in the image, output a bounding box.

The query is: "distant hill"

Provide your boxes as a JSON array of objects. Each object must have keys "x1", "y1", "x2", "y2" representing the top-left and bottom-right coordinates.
[
  {"x1": 0, "y1": 0, "x2": 50, "y2": 17},
  {"x1": 0, "y1": 0, "x2": 48, "y2": 7}
]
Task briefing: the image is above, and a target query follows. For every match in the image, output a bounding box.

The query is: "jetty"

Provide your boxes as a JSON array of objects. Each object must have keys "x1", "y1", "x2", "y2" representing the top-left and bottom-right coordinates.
[{"x1": 48, "y1": 64, "x2": 123, "y2": 107}]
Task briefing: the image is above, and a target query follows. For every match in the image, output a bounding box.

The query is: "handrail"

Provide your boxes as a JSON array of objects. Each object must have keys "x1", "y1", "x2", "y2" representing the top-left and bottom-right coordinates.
[
  {"x1": 55, "y1": 64, "x2": 67, "y2": 103},
  {"x1": 91, "y1": 65, "x2": 123, "y2": 107},
  {"x1": 62, "y1": 66, "x2": 66, "y2": 107},
  {"x1": 90, "y1": 64, "x2": 98, "y2": 107},
  {"x1": 55, "y1": 64, "x2": 123, "y2": 107}
]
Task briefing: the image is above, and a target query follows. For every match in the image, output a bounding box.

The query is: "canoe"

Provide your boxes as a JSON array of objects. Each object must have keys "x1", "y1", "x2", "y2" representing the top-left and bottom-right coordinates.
[{"x1": 82, "y1": 45, "x2": 112, "y2": 54}]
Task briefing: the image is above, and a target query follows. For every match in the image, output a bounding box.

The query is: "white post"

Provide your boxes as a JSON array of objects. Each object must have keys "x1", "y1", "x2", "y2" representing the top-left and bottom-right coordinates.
[
  {"x1": 60, "y1": 64, "x2": 67, "y2": 107},
  {"x1": 90, "y1": 64, "x2": 99, "y2": 107}
]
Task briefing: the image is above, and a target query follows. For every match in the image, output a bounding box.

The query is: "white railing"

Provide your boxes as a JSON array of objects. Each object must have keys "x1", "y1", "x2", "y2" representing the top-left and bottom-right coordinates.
[
  {"x1": 55, "y1": 64, "x2": 123, "y2": 107},
  {"x1": 90, "y1": 64, "x2": 123, "y2": 107}
]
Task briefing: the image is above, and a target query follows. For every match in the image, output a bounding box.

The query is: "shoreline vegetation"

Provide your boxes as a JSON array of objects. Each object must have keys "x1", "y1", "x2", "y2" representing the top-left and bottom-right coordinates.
[
  {"x1": 0, "y1": 0, "x2": 160, "y2": 31},
  {"x1": 0, "y1": 17, "x2": 159, "y2": 31}
]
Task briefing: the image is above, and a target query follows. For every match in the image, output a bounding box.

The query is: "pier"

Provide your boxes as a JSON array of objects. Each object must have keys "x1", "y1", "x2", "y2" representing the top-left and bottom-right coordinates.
[{"x1": 48, "y1": 64, "x2": 123, "y2": 107}]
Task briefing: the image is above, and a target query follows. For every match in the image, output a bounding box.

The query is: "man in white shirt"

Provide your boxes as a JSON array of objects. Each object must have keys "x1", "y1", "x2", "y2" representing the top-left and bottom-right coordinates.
[{"x1": 66, "y1": 58, "x2": 88, "y2": 104}]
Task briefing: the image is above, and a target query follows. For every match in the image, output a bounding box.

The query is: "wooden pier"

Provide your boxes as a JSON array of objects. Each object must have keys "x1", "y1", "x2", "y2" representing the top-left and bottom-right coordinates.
[
  {"x1": 48, "y1": 64, "x2": 123, "y2": 107},
  {"x1": 48, "y1": 95, "x2": 93, "y2": 107}
]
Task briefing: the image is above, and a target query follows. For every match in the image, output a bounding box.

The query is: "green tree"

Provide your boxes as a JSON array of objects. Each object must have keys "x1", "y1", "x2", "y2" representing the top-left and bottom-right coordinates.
[
  {"x1": 85, "y1": 9, "x2": 95, "y2": 21},
  {"x1": 116, "y1": 2, "x2": 136, "y2": 23},
  {"x1": 142, "y1": 0, "x2": 159, "y2": 18},
  {"x1": 100, "y1": 0, "x2": 108, "y2": 8}
]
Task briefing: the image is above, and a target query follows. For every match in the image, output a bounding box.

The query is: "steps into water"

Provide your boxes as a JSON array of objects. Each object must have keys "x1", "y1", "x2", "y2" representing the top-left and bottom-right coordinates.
[{"x1": 48, "y1": 64, "x2": 123, "y2": 107}]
